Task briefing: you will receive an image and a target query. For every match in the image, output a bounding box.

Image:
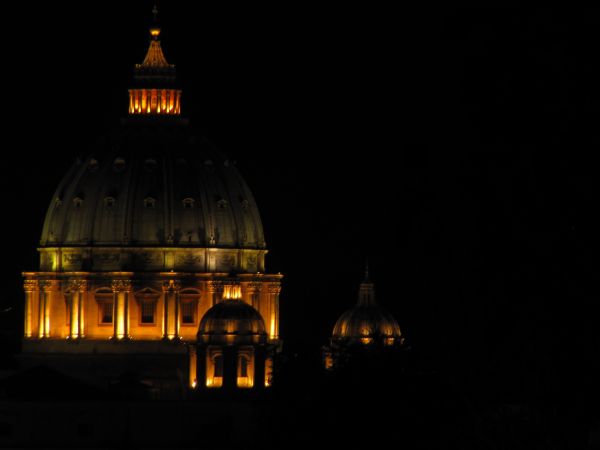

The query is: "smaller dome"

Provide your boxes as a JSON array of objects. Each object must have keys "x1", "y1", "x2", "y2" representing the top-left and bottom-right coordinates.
[
  {"x1": 198, "y1": 300, "x2": 267, "y2": 345},
  {"x1": 332, "y1": 272, "x2": 403, "y2": 347},
  {"x1": 332, "y1": 306, "x2": 402, "y2": 345}
]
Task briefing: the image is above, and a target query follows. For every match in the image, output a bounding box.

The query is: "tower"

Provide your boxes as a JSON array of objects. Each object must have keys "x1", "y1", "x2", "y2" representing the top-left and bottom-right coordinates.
[{"x1": 21, "y1": 8, "x2": 282, "y2": 395}]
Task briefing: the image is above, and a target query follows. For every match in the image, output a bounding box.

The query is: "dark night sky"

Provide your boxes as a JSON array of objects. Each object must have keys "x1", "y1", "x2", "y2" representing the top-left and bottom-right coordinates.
[{"x1": 1, "y1": 4, "x2": 598, "y2": 406}]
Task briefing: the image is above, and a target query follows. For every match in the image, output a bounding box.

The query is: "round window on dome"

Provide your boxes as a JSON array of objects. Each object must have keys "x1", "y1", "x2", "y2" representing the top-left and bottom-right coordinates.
[
  {"x1": 113, "y1": 157, "x2": 126, "y2": 172},
  {"x1": 144, "y1": 197, "x2": 156, "y2": 209},
  {"x1": 88, "y1": 158, "x2": 99, "y2": 172},
  {"x1": 104, "y1": 197, "x2": 116, "y2": 209},
  {"x1": 144, "y1": 158, "x2": 158, "y2": 172}
]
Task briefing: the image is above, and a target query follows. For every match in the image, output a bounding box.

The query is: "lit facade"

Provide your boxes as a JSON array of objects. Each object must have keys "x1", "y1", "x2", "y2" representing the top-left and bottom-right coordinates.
[{"x1": 21, "y1": 12, "x2": 282, "y2": 395}]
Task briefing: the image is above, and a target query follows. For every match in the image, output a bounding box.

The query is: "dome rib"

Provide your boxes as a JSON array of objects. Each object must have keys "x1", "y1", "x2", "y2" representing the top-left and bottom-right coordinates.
[
  {"x1": 40, "y1": 160, "x2": 81, "y2": 245},
  {"x1": 39, "y1": 125, "x2": 267, "y2": 270},
  {"x1": 194, "y1": 152, "x2": 215, "y2": 246}
]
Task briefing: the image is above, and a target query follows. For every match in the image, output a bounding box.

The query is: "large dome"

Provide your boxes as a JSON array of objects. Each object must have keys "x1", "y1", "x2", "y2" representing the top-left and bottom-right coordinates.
[{"x1": 38, "y1": 121, "x2": 268, "y2": 273}]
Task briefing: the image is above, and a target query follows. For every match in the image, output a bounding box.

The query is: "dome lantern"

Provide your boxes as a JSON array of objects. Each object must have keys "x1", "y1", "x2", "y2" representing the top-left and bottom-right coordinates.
[{"x1": 128, "y1": 4, "x2": 181, "y2": 115}]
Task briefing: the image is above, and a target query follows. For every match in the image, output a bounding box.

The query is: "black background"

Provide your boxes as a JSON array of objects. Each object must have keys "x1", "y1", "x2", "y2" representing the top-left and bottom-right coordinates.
[{"x1": 0, "y1": 3, "x2": 597, "y2": 437}]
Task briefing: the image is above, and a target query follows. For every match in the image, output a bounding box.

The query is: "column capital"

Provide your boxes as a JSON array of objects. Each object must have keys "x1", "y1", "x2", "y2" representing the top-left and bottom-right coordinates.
[
  {"x1": 243, "y1": 281, "x2": 262, "y2": 295},
  {"x1": 23, "y1": 279, "x2": 39, "y2": 292},
  {"x1": 162, "y1": 279, "x2": 181, "y2": 292},
  {"x1": 206, "y1": 280, "x2": 223, "y2": 294},
  {"x1": 111, "y1": 279, "x2": 132, "y2": 293},
  {"x1": 40, "y1": 279, "x2": 61, "y2": 292},
  {"x1": 267, "y1": 282, "x2": 282, "y2": 295},
  {"x1": 67, "y1": 279, "x2": 88, "y2": 293}
]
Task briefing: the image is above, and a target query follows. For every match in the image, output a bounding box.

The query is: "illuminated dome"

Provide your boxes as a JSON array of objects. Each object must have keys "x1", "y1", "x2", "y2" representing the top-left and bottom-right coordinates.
[
  {"x1": 40, "y1": 127, "x2": 264, "y2": 248},
  {"x1": 198, "y1": 296, "x2": 267, "y2": 345},
  {"x1": 332, "y1": 271, "x2": 403, "y2": 346},
  {"x1": 37, "y1": 124, "x2": 267, "y2": 273},
  {"x1": 36, "y1": 11, "x2": 267, "y2": 274},
  {"x1": 22, "y1": 6, "x2": 283, "y2": 395}
]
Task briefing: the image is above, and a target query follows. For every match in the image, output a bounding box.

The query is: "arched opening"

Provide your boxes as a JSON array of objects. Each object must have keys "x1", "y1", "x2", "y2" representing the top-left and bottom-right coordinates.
[
  {"x1": 237, "y1": 350, "x2": 254, "y2": 388},
  {"x1": 206, "y1": 349, "x2": 223, "y2": 388}
]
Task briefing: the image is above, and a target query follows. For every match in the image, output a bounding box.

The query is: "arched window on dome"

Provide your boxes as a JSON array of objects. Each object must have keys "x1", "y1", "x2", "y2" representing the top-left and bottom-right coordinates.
[
  {"x1": 237, "y1": 349, "x2": 254, "y2": 388},
  {"x1": 144, "y1": 158, "x2": 157, "y2": 172},
  {"x1": 206, "y1": 349, "x2": 223, "y2": 388},
  {"x1": 104, "y1": 197, "x2": 116, "y2": 209},
  {"x1": 88, "y1": 158, "x2": 99, "y2": 172},
  {"x1": 144, "y1": 197, "x2": 156, "y2": 209},
  {"x1": 182, "y1": 197, "x2": 195, "y2": 209},
  {"x1": 216, "y1": 198, "x2": 228, "y2": 210},
  {"x1": 73, "y1": 197, "x2": 84, "y2": 208},
  {"x1": 113, "y1": 157, "x2": 126, "y2": 172}
]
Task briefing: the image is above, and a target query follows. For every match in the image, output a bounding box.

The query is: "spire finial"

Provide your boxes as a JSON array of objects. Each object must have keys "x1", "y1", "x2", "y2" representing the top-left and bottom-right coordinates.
[
  {"x1": 357, "y1": 262, "x2": 376, "y2": 306},
  {"x1": 150, "y1": 2, "x2": 161, "y2": 40},
  {"x1": 152, "y1": 2, "x2": 159, "y2": 22}
]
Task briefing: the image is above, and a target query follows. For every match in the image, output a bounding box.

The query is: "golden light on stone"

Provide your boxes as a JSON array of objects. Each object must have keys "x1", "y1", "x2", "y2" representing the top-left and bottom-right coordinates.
[
  {"x1": 264, "y1": 356, "x2": 273, "y2": 387},
  {"x1": 270, "y1": 316, "x2": 276, "y2": 340},
  {"x1": 223, "y1": 284, "x2": 242, "y2": 300},
  {"x1": 129, "y1": 89, "x2": 181, "y2": 115},
  {"x1": 21, "y1": 7, "x2": 283, "y2": 393}
]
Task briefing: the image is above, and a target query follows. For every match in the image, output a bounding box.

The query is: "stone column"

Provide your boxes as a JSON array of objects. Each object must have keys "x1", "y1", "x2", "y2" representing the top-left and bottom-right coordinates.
[
  {"x1": 37, "y1": 284, "x2": 46, "y2": 338},
  {"x1": 188, "y1": 345, "x2": 197, "y2": 389},
  {"x1": 254, "y1": 347, "x2": 266, "y2": 391},
  {"x1": 38, "y1": 280, "x2": 59, "y2": 338},
  {"x1": 111, "y1": 280, "x2": 132, "y2": 340},
  {"x1": 197, "y1": 346, "x2": 207, "y2": 389},
  {"x1": 223, "y1": 346, "x2": 237, "y2": 389},
  {"x1": 162, "y1": 280, "x2": 181, "y2": 340},
  {"x1": 264, "y1": 355, "x2": 274, "y2": 387},
  {"x1": 268, "y1": 282, "x2": 282, "y2": 341},
  {"x1": 23, "y1": 280, "x2": 39, "y2": 338},
  {"x1": 207, "y1": 280, "x2": 223, "y2": 306},
  {"x1": 68, "y1": 279, "x2": 87, "y2": 339},
  {"x1": 244, "y1": 282, "x2": 262, "y2": 309}
]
